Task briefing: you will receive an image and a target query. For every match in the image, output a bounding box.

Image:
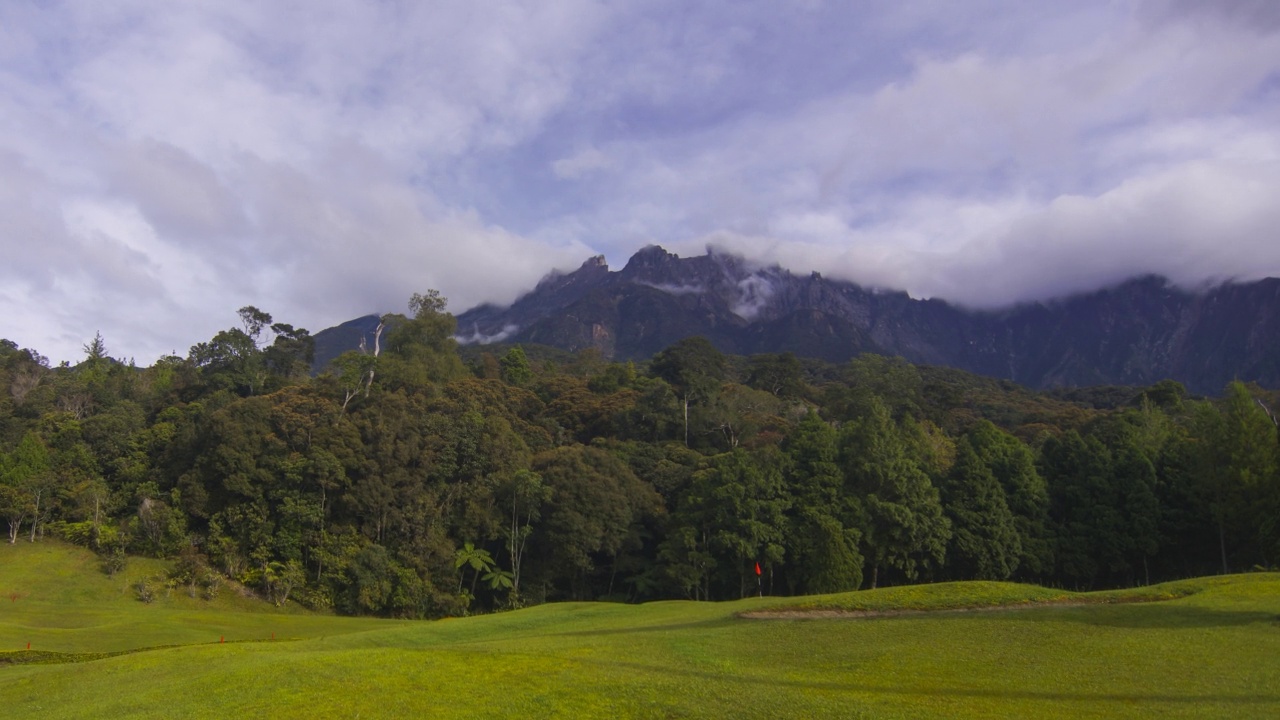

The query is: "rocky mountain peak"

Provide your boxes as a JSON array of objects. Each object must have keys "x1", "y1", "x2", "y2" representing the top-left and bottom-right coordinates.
[
  {"x1": 619, "y1": 244, "x2": 681, "y2": 281},
  {"x1": 435, "y1": 246, "x2": 1280, "y2": 393}
]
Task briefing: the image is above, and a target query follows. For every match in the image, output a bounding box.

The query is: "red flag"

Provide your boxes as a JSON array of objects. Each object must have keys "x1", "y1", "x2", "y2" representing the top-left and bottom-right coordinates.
[{"x1": 755, "y1": 562, "x2": 762, "y2": 576}]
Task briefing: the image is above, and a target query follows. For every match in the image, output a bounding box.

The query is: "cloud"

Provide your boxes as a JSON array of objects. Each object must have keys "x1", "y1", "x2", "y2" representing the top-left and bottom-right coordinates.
[
  {"x1": 0, "y1": 0, "x2": 601, "y2": 363},
  {"x1": 637, "y1": 282, "x2": 705, "y2": 296},
  {"x1": 2, "y1": 1, "x2": 1279, "y2": 363},
  {"x1": 552, "y1": 147, "x2": 613, "y2": 179},
  {"x1": 551, "y1": 4, "x2": 1280, "y2": 304},
  {"x1": 693, "y1": 143, "x2": 1280, "y2": 308},
  {"x1": 456, "y1": 324, "x2": 521, "y2": 345},
  {"x1": 732, "y1": 275, "x2": 776, "y2": 320}
]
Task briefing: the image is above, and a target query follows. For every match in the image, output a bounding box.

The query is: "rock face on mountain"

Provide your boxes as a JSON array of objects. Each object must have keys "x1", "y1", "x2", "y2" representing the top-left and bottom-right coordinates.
[
  {"x1": 449, "y1": 246, "x2": 1280, "y2": 394},
  {"x1": 312, "y1": 313, "x2": 384, "y2": 373}
]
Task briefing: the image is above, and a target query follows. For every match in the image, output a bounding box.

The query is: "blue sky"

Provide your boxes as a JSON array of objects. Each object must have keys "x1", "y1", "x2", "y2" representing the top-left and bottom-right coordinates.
[{"x1": 3, "y1": 0, "x2": 1280, "y2": 363}]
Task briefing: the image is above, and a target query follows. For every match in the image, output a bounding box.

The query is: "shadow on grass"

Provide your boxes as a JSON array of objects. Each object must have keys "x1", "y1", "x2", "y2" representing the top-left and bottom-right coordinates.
[
  {"x1": 1048, "y1": 605, "x2": 1280, "y2": 629},
  {"x1": 0, "y1": 637, "x2": 300, "y2": 667},
  {"x1": 0, "y1": 647, "x2": 168, "y2": 667},
  {"x1": 551, "y1": 617, "x2": 737, "y2": 638},
  {"x1": 752, "y1": 601, "x2": 1280, "y2": 630},
  {"x1": 586, "y1": 658, "x2": 1280, "y2": 707}
]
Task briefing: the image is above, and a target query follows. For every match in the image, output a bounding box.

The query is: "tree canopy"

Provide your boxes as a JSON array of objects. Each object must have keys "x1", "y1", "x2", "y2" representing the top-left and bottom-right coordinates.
[{"x1": 1, "y1": 303, "x2": 1276, "y2": 616}]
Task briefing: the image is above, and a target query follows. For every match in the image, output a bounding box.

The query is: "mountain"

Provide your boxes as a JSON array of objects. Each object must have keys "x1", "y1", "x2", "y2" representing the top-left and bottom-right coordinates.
[
  {"x1": 312, "y1": 245, "x2": 1280, "y2": 394},
  {"x1": 448, "y1": 246, "x2": 1280, "y2": 394},
  {"x1": 312, "y1": 314, "x2": 383, "y2": 372}
]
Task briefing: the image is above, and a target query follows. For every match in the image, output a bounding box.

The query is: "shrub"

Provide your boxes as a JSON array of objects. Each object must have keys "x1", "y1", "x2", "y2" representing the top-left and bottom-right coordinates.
[
  {"x1": 202, "y1": 571, "x2": 222, "y2": 601},
  {"x1": 102, "y1": 546, "x2": 127, "y2": 578},
  {"x1": 135, "y1": 578, "x2": 155, "y2": 604}
]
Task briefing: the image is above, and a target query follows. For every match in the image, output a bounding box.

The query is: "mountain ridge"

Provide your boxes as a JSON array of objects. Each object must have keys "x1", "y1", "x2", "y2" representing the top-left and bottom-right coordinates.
[{"x1": 316, "y1": 246, "x2": 1280, "y2": 394}]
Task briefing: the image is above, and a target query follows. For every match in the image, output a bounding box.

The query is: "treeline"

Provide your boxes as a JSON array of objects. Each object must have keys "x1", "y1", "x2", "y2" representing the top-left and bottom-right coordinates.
[{"x1": 1, "y1": 296, "x2": 1277, "y2": 617}]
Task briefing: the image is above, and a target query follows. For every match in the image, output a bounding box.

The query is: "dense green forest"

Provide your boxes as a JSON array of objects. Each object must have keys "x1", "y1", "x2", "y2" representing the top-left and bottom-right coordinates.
[{"x1": 1, "y1": 295, "x2": 1278, "y2": 617}]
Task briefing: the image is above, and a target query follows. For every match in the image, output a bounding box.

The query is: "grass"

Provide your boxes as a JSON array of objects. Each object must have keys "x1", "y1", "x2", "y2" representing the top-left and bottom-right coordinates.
[
  {"x1": 749, "y1": 576, "x2": 1219, "y2": 615},
  {"x1": 1, "y1": 541, "x2": 1278, "y2": 718},
  {"x1": 0, "y1": 541, "x2": 393, "y2": 655}
]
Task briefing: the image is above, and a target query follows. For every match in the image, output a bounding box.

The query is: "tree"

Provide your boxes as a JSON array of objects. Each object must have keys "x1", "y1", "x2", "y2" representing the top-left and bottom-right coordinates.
[
  {"x1": 80, "y1": 332, "x2": 111, "y2": 389},
  {"x1": 408, "y1": 290, "x2": 447, "y2": 318},
  {"x1": 189, "y1": 328, "x2": 262, "y2": 395},
  {"x1": 330, "y1": 351, "x2": 378, "y2": 413},
  {"x1": 939, "y1": 440, "x2": 1020, "y2": 580},
  {"x1": 238, "y1": 306, "x2": 273, "y2": 344},
  {"x1": 482, "y1": 567, "x2": 515, "y2": 593},
  {"x1": 839, "y1": 398, "x2": 950, "y2": 588},
  {"x1": 784, "y1": 411, "x2": 844, "y2": 512},
  {"x1": 0, "y1": 477, "x2": 30, "y2": 545},
  {"x1": 1111, "y1": 442, "x2": 1161, "y2": 584},
  {"x1": 0, "y1": 433, "x2": 50, "y2": 543},
  {"x1": 532, "y1": 445, "x2": 662, "y2": 600},
  {"x1": 1189, "y1": 383, "x2": 1280, "y2": 571},
  {"x1": 380, "y1": 291, "x2": 466, "y2": 389},
  {"x1": 661, "y1": 448, "x2": 790, "y2": 599},
  {"x1": 345, "y1": 544, "x2": 395, "y2": 614},
  {"x1": 746, "y1": 353, "x2": 805, "y2": 399},
  {"x1": 263, "y1": 323, "x2": 315, "y2": 385},
  {"x1": 500, "y1": 346, "x2": 533, "y2": 386},
  {"x1": 649, "y1": 337, "x2": 727, "y2": 447},
  {"x1": 497, "y1": 469, "x2": 548, "y2": 602},
  {"x1": 783, "y1": 411, "x2": 863, "y2": 593},
  {"x1": 830, "y1": 354, "x2": 923, "y2": 422},
  {"x1": 789, "y1": 510, "x2": 863, "y2": 593},
  {"x1": 1041, "y1": 429, "x2": 1160, "y2": 588},
  {"x1": 263, "y1": 559, "x2": 306, "y2": 606},
  {"x1": 453, "y1": 541, "x2": 495, "y2": 600},
  {"x1": 704, "y1": 383, "x2": 786, "y2": 450},
  {"x1": 7, "y1": 347, "x2": 50, "y2": 407},
  {"x1": 965, "y1": 421, "x2": 1052, "y2": 578}
]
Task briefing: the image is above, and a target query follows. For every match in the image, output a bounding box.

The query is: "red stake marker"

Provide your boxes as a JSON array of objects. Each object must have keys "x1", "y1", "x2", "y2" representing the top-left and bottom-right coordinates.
[{"x1": 220, "y1": 636, "x2": 224, "y2": 643}]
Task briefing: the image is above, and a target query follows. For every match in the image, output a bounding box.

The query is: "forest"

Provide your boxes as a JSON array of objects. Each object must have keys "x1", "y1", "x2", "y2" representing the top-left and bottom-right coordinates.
[{"x1": 1, "y1": 293, "x2": 1277, "y2": 618}]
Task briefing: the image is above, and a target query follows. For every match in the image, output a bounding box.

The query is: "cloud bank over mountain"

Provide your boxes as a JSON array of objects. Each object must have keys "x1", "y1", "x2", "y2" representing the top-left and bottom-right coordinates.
[{"x1": 2, "y1": 1, "x2": 1278, "y2": 362}]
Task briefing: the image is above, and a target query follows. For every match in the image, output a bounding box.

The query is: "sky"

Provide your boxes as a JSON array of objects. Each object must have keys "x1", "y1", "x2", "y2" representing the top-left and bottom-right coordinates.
[{"x1": 3, "y1": 0, "x2": 1280, "y2": 365}]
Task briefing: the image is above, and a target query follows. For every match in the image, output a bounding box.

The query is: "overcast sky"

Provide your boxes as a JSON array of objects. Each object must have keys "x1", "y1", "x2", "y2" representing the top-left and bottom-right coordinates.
[{"x1": 3, "y1": 0, "x2": 1280, "y2": 364}]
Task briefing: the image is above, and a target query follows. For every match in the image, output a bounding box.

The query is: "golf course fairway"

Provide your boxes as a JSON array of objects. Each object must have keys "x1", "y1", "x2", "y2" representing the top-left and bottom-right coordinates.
[{"x1": 1, "y1": 542, "x2": 1277, "y2": 718}]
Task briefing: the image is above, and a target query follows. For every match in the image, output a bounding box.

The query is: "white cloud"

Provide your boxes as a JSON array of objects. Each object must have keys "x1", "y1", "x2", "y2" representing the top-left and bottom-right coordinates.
[
  {"x1": 693, "y1": 147, "x2": 1280, "y2": 308},
  {"x1": 0, "y1": 0, "x2": 604, "y2": 363},
  {"x1": 1, "y1": 1, "x2": 1279, "y2": 363}
]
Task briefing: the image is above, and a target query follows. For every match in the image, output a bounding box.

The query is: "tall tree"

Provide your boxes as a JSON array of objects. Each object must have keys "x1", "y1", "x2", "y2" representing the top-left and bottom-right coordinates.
[
  {"x1": 839, "y1": 398, "x2": 950, "y2": 588},
  {"x1": 649, "y1": 337, "x2": 727, "y2": 447},
  {"x1": 496, "y1": 468, "x2": 547, "y2": 603},
  {"x1": 939, "y1": 440, "x2": 1020, "y2": 580},
  {"x1": 380, "y1": 291, "x2": 466, "y2": 389},
  {"x1": 1192, "y1": 383, "x2": 1280, "y2": 570},
  {"x1": 531, "y1": 445, "x2": 662, "y2": 600},
  {"x1": 965, "y1": 421, "x2": 1052, "y2": 578},
  {"x1": 783, "y1": 411, "x2": 863, "y2": 593},
  {"x1": 662, "y1": 448, "x2": 790, "y2": 599},
  {"x1": 0, "y1": 433, "x2": 49, "y2": 543},
  {"x1": 1041, "y1": 429, "x2": 1161, "y2": 588}
]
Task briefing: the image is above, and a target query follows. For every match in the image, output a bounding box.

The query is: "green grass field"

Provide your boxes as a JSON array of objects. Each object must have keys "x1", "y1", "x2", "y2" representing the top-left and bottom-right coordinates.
[{"x1": 1, "y1": 541, "x2": 1277, "y2": 718}]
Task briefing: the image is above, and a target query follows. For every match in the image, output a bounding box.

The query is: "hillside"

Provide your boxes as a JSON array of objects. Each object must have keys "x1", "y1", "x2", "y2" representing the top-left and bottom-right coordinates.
[{"x1": 0, "y1": 542, "x2": 389, "y2": 654}]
